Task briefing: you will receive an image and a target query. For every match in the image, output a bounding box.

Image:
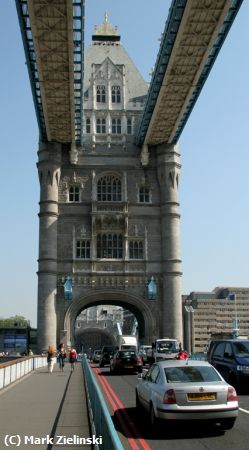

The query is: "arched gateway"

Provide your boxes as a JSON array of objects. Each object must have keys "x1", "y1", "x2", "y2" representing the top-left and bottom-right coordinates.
[
  {"x1": 63, "y1": 291, "x2": 156, "y2": 349},
  {"x1": 36, "y1": 16, "x2": 183, "y2": 352}
]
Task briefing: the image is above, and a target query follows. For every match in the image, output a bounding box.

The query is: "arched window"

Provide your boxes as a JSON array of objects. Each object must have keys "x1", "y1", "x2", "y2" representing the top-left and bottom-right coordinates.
[
  {"x1": 112, "y1": 85, "x2": 121, "y2": 103},
  {"x1": 86, "y1": 117, "x2": 91, "y2": 133},
  {"x1": 76, "y1": 240, "x2": 91, "y2": 259},
  {"x1": 97, "y1": 175, "x2": 122, "y2": 201},
  {"x1": 69, "y1": 186, "x2": 80, "y2": 202},
  {"x1": 112, "y1": 118, "x2": 121, "y2": 134},
  {"x1": 139, "y1": 186, "x2": 150, "y2": 203},
  {"x1": 129, "y1": 241, "x2": 144, "y2": 259},
  {"x1": 96, "y1": 85, "x2": 106, "y2": 103},
  {"x1": 96, "y1": 118, "x2": 106, "y2": 134},
  {"x1": 97, "y1": 234, "x2": 123, "y2": 258},
  {"x1": 127, "y1": 118, "x2": 132, "y2": 135}
]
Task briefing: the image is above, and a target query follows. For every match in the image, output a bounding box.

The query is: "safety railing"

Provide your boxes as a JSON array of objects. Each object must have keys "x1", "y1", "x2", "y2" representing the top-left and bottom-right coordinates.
[
  {"x1": 0, "y1": 356, "x2": 47, "y2": 390},
  {"x1": 82, "y1": 357, "x2": 124, "y2": 450}
]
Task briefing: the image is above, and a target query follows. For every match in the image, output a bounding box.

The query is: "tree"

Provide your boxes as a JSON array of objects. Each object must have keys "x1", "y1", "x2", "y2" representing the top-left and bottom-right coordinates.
[{"x1": 0, "y1": 315, "x2": 30, "y2": 327}]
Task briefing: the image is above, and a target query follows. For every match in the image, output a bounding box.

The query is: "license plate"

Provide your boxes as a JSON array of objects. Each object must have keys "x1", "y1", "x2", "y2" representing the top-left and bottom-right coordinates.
[
  {"x1": 124, "y1": 365, "x2": 134, "y2": 369},
  {"x1": 188, "y1": 392, "x2": 216, "y2": 401}
]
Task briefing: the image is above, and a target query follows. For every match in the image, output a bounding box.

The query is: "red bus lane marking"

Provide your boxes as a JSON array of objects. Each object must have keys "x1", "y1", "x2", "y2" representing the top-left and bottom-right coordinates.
[
  {"x1": 94, "y1": 368, "x2": 140, "y2": 450},
  {"x1": 95, "y1": 368, "x2": 151, "y2": 450}
]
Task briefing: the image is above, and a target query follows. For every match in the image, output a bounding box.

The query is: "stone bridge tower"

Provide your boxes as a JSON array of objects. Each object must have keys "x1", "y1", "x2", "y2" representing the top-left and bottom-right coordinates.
[{"x1": 37, "y1": 15, "x2": 182, "y2": 352}]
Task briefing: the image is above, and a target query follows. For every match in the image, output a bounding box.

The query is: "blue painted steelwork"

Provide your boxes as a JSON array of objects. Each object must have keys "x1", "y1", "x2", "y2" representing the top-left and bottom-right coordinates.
[
  {"x1": 15, "y1": 0, "x2": 85, "y2": 145},
  {"x1": 136, "y1": 0, "x2": 244, "y2": 147},
  {"x1": 72, "y1": 0, "x2": 85, "y2": 145},
  {"x1": 136, "y1": 0, "x2": 187, "y2": 147},
  {"x1": 82, "y1": 357, "x2": 124, "y2": 450},
  {"x1": 172, "y1": 0, "x2": 244, "y2": 145},
  {"x1": 15, "y1": 0, "x2": 46, "y2": 141}
]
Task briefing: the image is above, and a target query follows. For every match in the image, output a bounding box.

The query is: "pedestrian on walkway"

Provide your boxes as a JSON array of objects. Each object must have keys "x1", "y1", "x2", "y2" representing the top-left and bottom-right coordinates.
[
  {"x1": 69, "y1": 347, "x2": 77, "y2": 371},
  {"x1": 47, "y1": 345, "x2": 57, "y2": 373},
  {"x1": 57, "y1": 343, "x2": 66, "y2": 371}
]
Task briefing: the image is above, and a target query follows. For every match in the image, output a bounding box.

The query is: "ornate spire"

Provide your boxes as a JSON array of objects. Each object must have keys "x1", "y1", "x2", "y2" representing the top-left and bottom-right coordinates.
[{"x1": 92, "y1": 12, "x2": 120, "y2": 42}]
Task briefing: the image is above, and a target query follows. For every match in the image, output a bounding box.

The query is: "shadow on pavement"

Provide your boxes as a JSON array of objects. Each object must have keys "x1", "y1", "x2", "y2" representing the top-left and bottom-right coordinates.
[{"x1": 112, "y1": 406, "x2": 226, "y2": 441}]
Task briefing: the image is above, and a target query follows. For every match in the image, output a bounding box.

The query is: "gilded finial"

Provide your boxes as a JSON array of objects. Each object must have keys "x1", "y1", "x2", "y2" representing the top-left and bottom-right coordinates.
[{"x1": 92, "y1": 11, "x2": 120, "y2": 40}]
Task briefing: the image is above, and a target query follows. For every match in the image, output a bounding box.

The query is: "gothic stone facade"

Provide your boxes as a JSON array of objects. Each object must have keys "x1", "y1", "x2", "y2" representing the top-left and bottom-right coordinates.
[{"x1": 37, "y1": 19, "x2": 182, "y2": 352}]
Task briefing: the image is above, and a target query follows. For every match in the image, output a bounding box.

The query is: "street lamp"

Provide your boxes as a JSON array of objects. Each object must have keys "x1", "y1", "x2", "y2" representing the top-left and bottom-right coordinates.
[{"x1": 184, "y1": 305, "x2": 194, "y2": 354}]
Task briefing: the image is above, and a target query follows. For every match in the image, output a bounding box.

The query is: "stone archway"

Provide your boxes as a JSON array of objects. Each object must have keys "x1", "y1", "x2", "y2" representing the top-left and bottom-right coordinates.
[
  {"x1": 75, "y1": 327, "x2": 116, "y2": 354},
  {"x1": 63, "y1": 289, "x2": 156, "y2": 348}
]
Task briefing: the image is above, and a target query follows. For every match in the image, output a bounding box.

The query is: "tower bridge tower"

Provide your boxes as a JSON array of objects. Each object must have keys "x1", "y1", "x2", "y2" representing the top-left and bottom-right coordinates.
[{"x1": 37, "y1": 15, "x2": 182, "y2": 351}]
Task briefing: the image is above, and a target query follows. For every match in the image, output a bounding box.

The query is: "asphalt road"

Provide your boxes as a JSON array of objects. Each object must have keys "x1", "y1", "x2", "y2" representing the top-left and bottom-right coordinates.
[{"x1": 92, "y1": 364, "x2": 249, "y2": 450}]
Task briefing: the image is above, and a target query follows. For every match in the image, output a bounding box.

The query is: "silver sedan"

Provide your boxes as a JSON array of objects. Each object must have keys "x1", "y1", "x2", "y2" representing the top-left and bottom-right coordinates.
[{"x1": 135, "y1": 360, "x2": 238, "y2": 430}]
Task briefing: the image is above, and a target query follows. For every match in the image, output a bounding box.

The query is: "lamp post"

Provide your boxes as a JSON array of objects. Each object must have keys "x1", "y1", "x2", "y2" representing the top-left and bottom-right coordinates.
[
  {"x1": 226, "y1": 292, "x2": 240, "y2": 338},
  {"x1": 184, "y1": 305, "x2": 194, "y2": 354}
]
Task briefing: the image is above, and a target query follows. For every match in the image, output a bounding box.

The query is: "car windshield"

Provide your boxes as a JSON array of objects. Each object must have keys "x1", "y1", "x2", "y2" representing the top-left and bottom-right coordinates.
[
  {"x1": 233, "y1": 341, "x2": 249, "y2": 357},
  {"x1": 157, "y1": 342, "x2": 179, "y2": 353},
  {"x1": 165, "y1": 366, "x2": 222, "y2": 383}
]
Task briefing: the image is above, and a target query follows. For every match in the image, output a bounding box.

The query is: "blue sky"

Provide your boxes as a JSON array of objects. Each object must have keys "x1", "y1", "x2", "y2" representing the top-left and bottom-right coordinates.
[{"x1": 0, "y1": 1, "x2": 248, "y2": 327}]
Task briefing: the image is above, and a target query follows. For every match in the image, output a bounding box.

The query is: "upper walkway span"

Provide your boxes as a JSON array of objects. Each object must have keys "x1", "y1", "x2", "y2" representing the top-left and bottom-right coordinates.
[
  {"x1": 16, "y1": 0, "x2": 84, "y2": 147},
  {"x1": 16, "y1": 0, "x2": 243, "y2": 163},
  {"x1": 137, "y1": 0, "x2": 244, "y2": 163}
]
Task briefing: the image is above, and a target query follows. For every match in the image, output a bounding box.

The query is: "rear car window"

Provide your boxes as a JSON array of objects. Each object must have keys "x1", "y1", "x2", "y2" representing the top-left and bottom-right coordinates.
[
  {"x1": 165, "y1": 366, "x2": 222, "y2": 383},
  {"x1": 118, "y1": 351, "x2": 136, "y2": 357},
  {"x1": 102, "y1": 346, "x2": 117, "y2": 352}
]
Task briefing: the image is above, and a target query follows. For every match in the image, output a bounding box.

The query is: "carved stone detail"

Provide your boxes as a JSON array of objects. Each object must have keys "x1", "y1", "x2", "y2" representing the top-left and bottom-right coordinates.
[{"x1": 58, "y1": 275, "x2": 147, "y2": 287}]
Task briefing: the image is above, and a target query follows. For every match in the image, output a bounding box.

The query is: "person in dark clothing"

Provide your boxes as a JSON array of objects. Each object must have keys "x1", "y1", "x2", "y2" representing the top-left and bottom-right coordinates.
[{"x1": 58, "y1": 343, "x2": 66, "y2": 371}]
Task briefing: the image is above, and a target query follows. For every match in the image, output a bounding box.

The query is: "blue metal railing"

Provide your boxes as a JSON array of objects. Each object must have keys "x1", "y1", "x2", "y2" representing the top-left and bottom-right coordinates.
[{"x1": 82, "y1": 358, "x2": 124, "y2": 450}]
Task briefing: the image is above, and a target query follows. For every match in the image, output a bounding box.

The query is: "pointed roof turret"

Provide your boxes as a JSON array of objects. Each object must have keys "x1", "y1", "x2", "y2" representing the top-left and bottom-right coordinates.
[{"x1": 92, "y1": 11, "x2": 120, "y2": 42}]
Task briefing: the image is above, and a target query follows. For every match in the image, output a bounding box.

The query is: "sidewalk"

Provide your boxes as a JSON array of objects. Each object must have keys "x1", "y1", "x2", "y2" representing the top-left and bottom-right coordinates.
[{"x1": 0, "y1": 361, "x2": 92, "y2": 449}]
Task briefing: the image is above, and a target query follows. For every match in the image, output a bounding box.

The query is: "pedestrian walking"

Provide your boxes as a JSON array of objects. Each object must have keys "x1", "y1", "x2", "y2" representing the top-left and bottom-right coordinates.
[
  {"x1": 47, "y1": 345, "x2": 57, "y2": 373},
  {"x1": 69, "y1": 347, "x2": 77, "y2": 371},
  {"x1": 57, "y1": 343, "x2": 66, "y2": 371}
]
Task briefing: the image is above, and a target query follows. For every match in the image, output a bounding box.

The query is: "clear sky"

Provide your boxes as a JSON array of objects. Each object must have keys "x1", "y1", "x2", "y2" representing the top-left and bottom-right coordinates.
[{"x1": 0, "y1": 1, "x2": 248, "y2": 327}]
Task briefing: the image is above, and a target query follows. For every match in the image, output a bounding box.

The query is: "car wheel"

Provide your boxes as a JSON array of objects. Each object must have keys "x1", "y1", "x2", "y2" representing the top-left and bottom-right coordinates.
[
  {"x1": 150, "y1": 402, "x2": 158, "y2": 428},
  {"x1": 219, "y1": 418, "x2": 236, "y2": 430}
]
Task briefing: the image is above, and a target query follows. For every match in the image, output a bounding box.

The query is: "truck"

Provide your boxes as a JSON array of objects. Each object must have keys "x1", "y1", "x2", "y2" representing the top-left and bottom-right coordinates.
[
  {"x1": 147, "y1": 338, "x2": 180, "y2": 364},
  {"x1": 116, "y1": 335, "x2": 138, "y2": 352}
]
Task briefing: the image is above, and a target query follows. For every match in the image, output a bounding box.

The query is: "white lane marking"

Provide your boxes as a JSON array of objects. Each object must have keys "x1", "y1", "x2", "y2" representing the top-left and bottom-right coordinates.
[{"x1": 239, "y1": 407, "x2": 249, "y2": 414}]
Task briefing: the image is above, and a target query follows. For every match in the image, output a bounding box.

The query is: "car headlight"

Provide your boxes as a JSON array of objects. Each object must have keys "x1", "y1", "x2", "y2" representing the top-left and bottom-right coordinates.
[{"x1": 237, "y1": 365, "x2": 249, "y2": 372}]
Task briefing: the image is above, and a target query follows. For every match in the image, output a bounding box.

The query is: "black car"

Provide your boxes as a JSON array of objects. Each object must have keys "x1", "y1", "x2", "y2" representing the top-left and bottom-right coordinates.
[
  {"x1": 110, "y1": 350, "x2": 143, "y2": 374},
  {"x1": 207, "y1": 338, "x2": 249, "y2": 391},
  {"x1": 99, "y1": 345, "x2": 118, "y2": 367}
]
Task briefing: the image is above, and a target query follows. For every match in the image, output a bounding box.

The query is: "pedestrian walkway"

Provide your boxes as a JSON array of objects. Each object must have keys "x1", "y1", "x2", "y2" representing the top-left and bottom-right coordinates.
[{"x1": 0, "y1": 361, "x2": 92, "y2": 449}]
